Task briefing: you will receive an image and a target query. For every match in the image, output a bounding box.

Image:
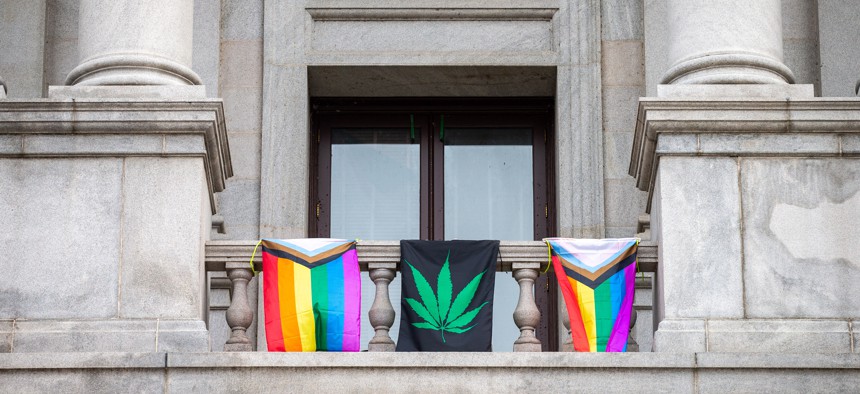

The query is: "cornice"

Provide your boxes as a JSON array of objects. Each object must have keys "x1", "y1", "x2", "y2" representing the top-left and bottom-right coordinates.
[
  {"x1": 0, "y1": 99, "x2": 233, "y2": 211},
  {"x1": 629, "y1": 97, "x2": 860, "y2": 194}
]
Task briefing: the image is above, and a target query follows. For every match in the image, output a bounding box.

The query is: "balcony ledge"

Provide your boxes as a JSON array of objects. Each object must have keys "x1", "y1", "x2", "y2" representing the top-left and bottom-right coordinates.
[{"x1": 2, "y1": 352, "x2": 859, "y2": 392}]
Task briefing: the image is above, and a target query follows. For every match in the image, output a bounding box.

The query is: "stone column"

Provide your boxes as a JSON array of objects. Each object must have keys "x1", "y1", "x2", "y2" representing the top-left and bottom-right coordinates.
[
  {"x1": 661, "y1": 0, "x2": 794, "y2": 85},
  {"x1": 65, "y1": 0, "x2": 201, "y2": 86}
]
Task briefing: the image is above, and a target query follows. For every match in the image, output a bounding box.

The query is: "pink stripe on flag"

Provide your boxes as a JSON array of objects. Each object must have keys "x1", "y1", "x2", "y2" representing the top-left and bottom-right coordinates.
[
  {"x1": 605, "y1": 263, "x2": 637, "y2": 352},
  {"x1": 341, "y1": 249, "x2": 361, "y2": 352}
]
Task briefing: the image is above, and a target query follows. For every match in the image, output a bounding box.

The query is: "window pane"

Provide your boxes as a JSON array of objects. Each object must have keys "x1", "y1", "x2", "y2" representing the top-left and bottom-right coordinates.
[
  {"x1": 330, "y1": 127, "x2": 418, "y2": 350},
  {"x1": 443, "y1": 127, "x2": 534, "y2": 352},
  {"x1": 330, "y1": 128, "x2": 420, "y2": 240},
  {"x1": 444, "y1": 127, "x2": 533, "y2": 241}
]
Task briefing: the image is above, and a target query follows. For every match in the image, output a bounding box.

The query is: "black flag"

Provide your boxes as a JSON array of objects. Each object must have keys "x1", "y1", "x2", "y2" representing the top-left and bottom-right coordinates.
[{"x1": 396, "y1": 240, "x2": 498, "y2": 352}]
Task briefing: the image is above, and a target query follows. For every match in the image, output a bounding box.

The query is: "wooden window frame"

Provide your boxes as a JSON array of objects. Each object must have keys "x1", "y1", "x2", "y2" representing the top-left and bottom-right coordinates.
[{"x1": 310, "y1": 98, "x2": 558, "y2": 351}]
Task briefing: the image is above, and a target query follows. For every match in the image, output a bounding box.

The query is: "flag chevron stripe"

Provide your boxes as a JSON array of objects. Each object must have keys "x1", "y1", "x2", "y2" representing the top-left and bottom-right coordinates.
[
  {"x1": 264, "y1": 238, "x2": 352, "y2": 256},
  {"x1": 261, "y1": 240, "x2": 355, "y2": 267},
  {"x1": 559, "y1": 253, "x2": 637, "y2": 289},
  {"x1": 261, "y1": 243, "x2": 355, "y2": 268},
  {"x1": 552, "y1": 245, "x2": 638, "y2": 280},
  {"x1": 548, "y1": 239, "x2": 638, "y2": 272}
]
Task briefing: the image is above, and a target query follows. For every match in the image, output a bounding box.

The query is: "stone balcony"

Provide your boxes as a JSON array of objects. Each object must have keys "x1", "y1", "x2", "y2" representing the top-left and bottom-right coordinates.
[{"x1": 204, "y1": 240, "x2": 660, "y2": 353}]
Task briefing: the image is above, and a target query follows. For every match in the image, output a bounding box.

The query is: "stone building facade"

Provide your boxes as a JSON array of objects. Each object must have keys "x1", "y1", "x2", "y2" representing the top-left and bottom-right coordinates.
[{"x1": 1, "y1": 0, "x2": 860, "y2": 392}]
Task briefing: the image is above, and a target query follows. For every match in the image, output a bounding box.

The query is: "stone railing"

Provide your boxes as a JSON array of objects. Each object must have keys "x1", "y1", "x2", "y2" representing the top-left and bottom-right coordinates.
[{"x1": 205, "y1": 240, "x2": 658, "y2": 352}]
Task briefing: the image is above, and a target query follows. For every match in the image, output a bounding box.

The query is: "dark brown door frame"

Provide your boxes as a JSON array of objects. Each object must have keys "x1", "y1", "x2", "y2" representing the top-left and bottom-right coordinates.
[{"x1": 310, "y1": 98, "x2": 558, "y2": 350}]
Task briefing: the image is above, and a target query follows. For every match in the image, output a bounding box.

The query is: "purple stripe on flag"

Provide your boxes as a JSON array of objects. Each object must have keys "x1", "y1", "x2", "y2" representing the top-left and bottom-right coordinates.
[
  {"x1": 341, "y1": 249, "x2": 361, "y2": 352},
  {"x1": 605, "y1": 263, "x2": 636, "y2": 352}
]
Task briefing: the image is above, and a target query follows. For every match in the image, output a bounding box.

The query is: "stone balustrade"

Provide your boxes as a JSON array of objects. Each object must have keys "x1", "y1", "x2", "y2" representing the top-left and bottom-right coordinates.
[{"x1": 206, "y1": 240, "x2": 658, "y2": 352}]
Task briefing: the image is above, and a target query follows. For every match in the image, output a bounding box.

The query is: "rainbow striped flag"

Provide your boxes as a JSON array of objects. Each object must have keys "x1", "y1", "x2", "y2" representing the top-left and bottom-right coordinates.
[
  {"x1": 546, "y1": 238, "x2": 638, "y2": 352},
  {"x1": 261, "y1": 239, "x2": 361, "y2": 352}
]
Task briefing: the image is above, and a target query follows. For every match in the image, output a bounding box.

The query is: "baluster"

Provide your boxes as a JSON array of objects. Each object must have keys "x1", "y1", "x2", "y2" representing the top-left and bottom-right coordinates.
[
  {"x1": 512, "y1": 263, "x2": 542, "y2": 352},
  {"x1": 224, "y1": 262, "x2": 254, "y2": 351},
  {"x1": 627, "y1": 307, "x2": 639, "y2": 352},
  {"x1": 560, "y1": 299, "x2": 573, "y2": 352},
  {"x1": 368, "y1": 263, "x2": 396, "y2": 351}
]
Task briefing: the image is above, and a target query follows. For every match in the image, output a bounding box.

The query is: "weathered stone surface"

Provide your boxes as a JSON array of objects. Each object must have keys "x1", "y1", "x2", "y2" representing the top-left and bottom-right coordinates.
[
  {"x1": 602, "y1": 86, "x2": 642, "y2": 134},
  {"x1": 0, "y1": 135, "x2": 20, "y2": 154},
  {"x1": 854, "y1": 320, "x2": 859, "y2": 353},
  {"x1": 156, "y1": 320, "x2": 210, "y2": 352},
  {"x1": 696, "y1": 368, "x2": 860, "y2": 393},
  {"x1": 120, "y1": 158, "x2": 206, "y2": 319},
  {"x1": 656, "y1": 83, "x2": 814, "y2": 99},
  {"x1": 781, "y1": 0, "x2": 821, "y2": 91},
  {"x1": 12, "y1": 320, "x2": 157, "y2": 353},
  {"x1": 164, "y1": 135, "x2": 207, "y2": 155},
  {"x1": 0, "y1": 321, "x2": 11, "y2": 353},
  {"x1": 48, "y1": 85, "x2": 206, "y2": 99},
  {"x1": 222, "y1": 133, "x2": 260, "y2": 180},
  {"x1": 0, "y1": 369, "x2": 163, "y2": 392},
  {"x1": 601, "y1": 41, "x2": 644, "y2": 87},
  {"x1": 0, "y1": 158, "x2": 122, "y2": 319},
  {"x1": 600, "y1": 0, "x2": 643, "y2": 41},
  {"x1": 603, "y1": 130, "x2": 635, "y2": 179},
  {"x1": 0, "y1": 352, "x2": 165, "y2": 369},
  {"x1": 221, "y1": 0, "x2": 263, "y2": 40},
  {"x1": 697, "y1": 133, "x2": 839, "y2": 156},
  {"x1": 654, "y1": 134, "x2": 697, "y2": 155},
  {"x1": 259, "y1": 65, "x2": 309, "y2": 238},
  {"x1": 213, "y1": 179, "x2": 260, "y2": 240},
  {"x1": 653, "y1": 319, "x2": 706, "y2": 353},
  {"x1": 25, "y1": 135, "x2": 163, "y2": 155},
  {"x1": 1, "y1": 351, "x2": 858, "y2": 392},
  {"x1": 192, "y1": 0, "x2": 221, "y2": 98},
  {"x1": 219, "y1": 40, "x2": 263, "y2": 90},
  {"x1": 707, "y1": 320, "x2": 851, "y2": 353},
  {"x1": 654, "y1": 157, "x2": 744, "y2": 319},
  {"x1": 818, "y1": 0, "x2": 860, "y2": 97},
  {"x1": 43, "y1": 0, "x2": 79, "y2": 87},
  {"x1": 741, "y1": 158, "x2": 860, "y2": 318},
  {"x1": 0, "y1": 0, "x2": 46, "y2": 98},
  {"x1": 643, "y1": 0, "x2": 669, "y2": 96},
  {"x1": 166, "y1": 352, "x2": 694, "y2": 392},
  {"x1": 604, "y1": 178, "x2": 648, "y2": 228},
  {"x1": 310, "y1": 20, "x2": 553, "y2": 53},
  {"x1": 222, "y1": 87, "x2": 262, "y2": 133}
]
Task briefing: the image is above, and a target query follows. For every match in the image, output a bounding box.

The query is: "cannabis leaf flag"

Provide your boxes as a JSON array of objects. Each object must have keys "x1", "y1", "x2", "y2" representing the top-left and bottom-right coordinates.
[{"x1": 396, "y1": 240, "x2": 498, "y2": 352}]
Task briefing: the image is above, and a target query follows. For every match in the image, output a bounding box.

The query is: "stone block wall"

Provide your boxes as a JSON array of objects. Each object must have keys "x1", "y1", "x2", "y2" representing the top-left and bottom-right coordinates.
[
  {"x1": 212, "y1": 0, "x2": 263, "y2": 241},
  {"x1": 601, "y1": 0, "x2": 649, "y2": 238}
]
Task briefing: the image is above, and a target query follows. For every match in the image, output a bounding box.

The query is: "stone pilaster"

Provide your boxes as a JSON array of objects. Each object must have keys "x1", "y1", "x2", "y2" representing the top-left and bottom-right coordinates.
[
  {"x1": 661, "y1": 0, "x2": 794, "y2": 85},
  {"x1": 65, "y1": 0, "x2": 201, "y2": 86},
  {"x1": 630, "y1": 97, "x2": 860, "y2": 353},
  {"x1": 0, "y1": 100, "x2": 231, "y2": 352}
]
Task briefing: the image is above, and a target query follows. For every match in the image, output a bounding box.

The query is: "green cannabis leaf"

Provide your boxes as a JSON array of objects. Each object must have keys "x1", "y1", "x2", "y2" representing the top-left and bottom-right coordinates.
[{"x1": 404, "y1": 252, "x2": 488, "y2": 343}]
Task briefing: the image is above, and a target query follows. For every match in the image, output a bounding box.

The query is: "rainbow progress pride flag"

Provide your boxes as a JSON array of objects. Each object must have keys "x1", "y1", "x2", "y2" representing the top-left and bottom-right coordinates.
[
  {"x1": 546, "y1": 238, "x2": 638, "y2": 352},
  {"x1": 261, "y1": 239, "x2": 360, "y2": 352}
]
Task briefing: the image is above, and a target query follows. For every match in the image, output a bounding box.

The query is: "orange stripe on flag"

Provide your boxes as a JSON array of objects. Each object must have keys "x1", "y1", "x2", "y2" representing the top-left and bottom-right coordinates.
[{"x1": 278, "y1": 258, "x2": 303, "y2": 351}]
